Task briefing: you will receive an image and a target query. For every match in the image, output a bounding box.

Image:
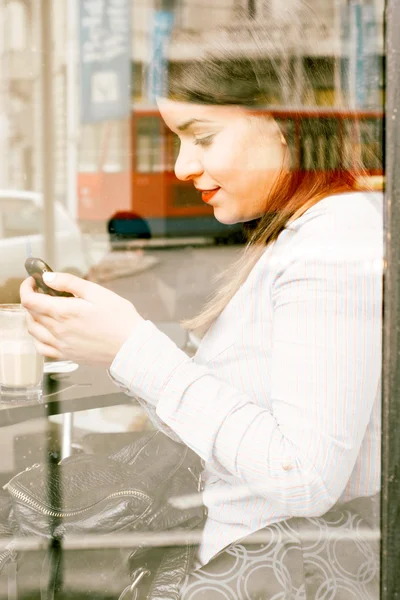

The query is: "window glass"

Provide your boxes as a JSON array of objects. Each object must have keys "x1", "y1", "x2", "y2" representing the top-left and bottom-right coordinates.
[
  {"x1": 136, "y1": 116, "x2": 164, "y2": 173},
  {"x1": 1, "y1": 200, "x2": 42, "y2": 238},
  {"x1": 0, "y1": 0, "x2": 386, "y2": 598}
]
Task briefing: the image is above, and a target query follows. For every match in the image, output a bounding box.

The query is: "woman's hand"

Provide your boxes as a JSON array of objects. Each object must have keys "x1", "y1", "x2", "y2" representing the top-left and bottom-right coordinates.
[{"x1": 20, "y1": 273, "x2": 144, "y2": 366}]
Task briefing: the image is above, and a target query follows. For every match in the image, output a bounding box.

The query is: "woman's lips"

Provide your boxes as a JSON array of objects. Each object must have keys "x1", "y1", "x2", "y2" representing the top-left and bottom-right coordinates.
[{"x1": 201, "y1": 188, "x2": 220, "y2": 203}]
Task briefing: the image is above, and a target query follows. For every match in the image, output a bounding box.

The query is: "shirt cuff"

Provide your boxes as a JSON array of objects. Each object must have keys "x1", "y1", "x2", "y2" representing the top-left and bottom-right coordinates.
[{"x1": 109, "y1": 319, "x2": 192, "y2": 406}]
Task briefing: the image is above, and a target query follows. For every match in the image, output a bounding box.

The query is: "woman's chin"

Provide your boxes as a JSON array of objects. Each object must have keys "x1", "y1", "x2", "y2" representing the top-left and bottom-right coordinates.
[{"x1": 213, "y1": 207, "x2": 241, "y2": 226}]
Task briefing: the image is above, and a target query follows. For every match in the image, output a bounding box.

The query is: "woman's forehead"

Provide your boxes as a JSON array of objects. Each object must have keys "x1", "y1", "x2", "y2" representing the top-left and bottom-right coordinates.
[{"x1": 157, "y1": 98, "x2": 244, "y2": 129}]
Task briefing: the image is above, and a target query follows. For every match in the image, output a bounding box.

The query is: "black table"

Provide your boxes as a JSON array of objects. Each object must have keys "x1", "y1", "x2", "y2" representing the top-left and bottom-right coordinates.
[{"x1": 0, "y1": 365, "x2": 130, "y2": 427}]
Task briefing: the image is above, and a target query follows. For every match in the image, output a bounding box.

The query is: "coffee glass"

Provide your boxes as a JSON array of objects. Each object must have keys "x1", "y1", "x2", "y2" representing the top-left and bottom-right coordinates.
[{"x1": 0, "y1": 304, "x2": 44, "y2": 398}]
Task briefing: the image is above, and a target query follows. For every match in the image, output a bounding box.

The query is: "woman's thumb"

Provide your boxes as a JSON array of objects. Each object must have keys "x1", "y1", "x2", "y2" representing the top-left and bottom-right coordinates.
[
  {"x1": 42, "y1": 271, "x2": 103, "y2": 301},
  {"x1": 42, "y1": 272, "x2": 83, "y2": 297}
]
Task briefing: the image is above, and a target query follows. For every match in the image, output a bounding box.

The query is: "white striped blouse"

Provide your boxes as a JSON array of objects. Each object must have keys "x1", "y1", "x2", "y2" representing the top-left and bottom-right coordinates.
[{"x1": 110, "y1": 191, "x2": 383, "y2": 566}]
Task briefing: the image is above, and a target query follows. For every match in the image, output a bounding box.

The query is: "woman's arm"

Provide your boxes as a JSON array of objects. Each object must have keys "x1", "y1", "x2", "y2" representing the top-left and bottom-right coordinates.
[{"x1": 110, "y1": 224, "x2": 382, "y2": 516}]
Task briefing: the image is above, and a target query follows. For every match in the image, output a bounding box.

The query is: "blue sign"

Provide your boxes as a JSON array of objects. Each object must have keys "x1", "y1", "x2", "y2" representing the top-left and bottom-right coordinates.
[
  {"x1": 146, "y1": 10, "x2": 174, "y2": 104},
  {"x1": 353, "y1": 2, "x2": 365, "y2": 107},
  {"x1": 362, "y1": 3, "x2": 381, "y2": 108},
  {"x1": 79, "y1": 0, "x2": 132, "y2": 124},
  {"x1": 341, "y1": 1, "x2": 381, "y2": 109}
]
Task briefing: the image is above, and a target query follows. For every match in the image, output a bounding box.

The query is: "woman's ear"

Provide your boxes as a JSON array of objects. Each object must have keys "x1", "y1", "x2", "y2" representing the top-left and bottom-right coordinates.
[{"x1": 271, "y1": 118, "x2": 287, "y2": 146}]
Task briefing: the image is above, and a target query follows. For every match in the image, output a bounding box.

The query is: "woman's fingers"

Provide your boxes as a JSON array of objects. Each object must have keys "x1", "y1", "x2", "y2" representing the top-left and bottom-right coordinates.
[
  {"x1": 33, "y1": 340, "x2": 63, "y2": 360},
  {"x1": 20, "y1": 277, "x2": 84, "y2": 320},
  {"x1": 27, "y1": 310, "x2": 60, "y2": 333},
  {"x1": 26, "y1": 312, "x2": 60, "y2": 350}
]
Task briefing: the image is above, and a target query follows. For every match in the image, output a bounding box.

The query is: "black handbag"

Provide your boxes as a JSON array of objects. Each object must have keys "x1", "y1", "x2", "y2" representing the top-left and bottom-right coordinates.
[{"x1": 0, "y1": 430, "x2": 205, "y2": 599}]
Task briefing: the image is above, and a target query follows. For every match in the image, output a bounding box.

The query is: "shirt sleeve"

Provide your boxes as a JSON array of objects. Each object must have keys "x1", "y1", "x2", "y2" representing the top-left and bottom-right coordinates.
[
  {"x1": 106, "y1": 362, "x2": 184, "y2": 444},
  {"x1": 109, "y1": 223, "x2": 382, "y2": 517}
]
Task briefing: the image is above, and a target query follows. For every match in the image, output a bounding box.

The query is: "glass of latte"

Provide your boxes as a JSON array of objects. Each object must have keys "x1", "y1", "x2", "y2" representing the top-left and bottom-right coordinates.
[{"x1": 0, "y1": 305, "x2": 44, "y2": 399}]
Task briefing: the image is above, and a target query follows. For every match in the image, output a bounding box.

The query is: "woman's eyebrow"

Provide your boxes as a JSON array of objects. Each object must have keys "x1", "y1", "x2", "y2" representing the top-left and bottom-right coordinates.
[{"x1": 176, "y1": 118, "x2": 214, "y2": 132}]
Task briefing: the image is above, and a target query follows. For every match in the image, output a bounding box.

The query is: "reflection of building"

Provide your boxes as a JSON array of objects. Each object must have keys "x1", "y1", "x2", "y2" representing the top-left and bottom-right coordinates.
[
  {"x1": 0, "y1": 0, "x2": 68, "y2": 196},
  {"x1": 79, "y1": 0, "x2": 385, "y2": 205},
  {"x1": 0, "y1": 0, "x2": 35, "y2": 190},
  {"x1": 0, "y1": 0, "x2": 384, "y2": 218},
  {"x1": 130, "y1": 0, "x2": 385, "y2": 106}
]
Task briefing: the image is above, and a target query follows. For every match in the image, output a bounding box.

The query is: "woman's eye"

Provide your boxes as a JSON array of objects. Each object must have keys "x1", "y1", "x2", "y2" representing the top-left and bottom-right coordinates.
[{"x1": 194, "y1": 135, "x2": 215, "y2": 148}]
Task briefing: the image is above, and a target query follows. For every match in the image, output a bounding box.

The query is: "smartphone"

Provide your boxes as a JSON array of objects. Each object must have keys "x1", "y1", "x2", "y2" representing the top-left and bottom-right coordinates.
[{"x1": 25, "y1": 257, "x2": 73, "y2": 297}]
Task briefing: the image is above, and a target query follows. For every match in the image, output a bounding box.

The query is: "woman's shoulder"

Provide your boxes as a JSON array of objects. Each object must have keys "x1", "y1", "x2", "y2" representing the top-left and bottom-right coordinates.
[
  {"x1": 288, "y1": 191, "x2": 383, "y2": 235},
  {"x1": 273, "y1": 191, "x2": 383, "y2": 265}
]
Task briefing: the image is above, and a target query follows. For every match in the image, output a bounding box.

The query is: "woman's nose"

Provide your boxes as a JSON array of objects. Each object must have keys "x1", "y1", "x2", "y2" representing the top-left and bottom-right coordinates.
[{"x1": 174, "y1": 147, "x2": 203, "y2": 181}]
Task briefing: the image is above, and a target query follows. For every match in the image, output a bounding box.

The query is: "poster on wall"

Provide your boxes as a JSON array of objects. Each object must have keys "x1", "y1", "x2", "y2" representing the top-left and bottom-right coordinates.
[
  {"x1": 146, "y1": 10, "x2": 175, "y2": 105},
  {"x1": 79, "y1": 0, "x2": 132, "y2": 123}
]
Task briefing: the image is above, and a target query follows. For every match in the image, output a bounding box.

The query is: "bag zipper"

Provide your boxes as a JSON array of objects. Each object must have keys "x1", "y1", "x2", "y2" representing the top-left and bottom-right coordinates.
[
  {"x1": 5, "y1": 483, "x2": 152, "y2": 519},
  {"x1": 0, "y1": 546, "x2": 17, "y2": 600},
  {"x1": 0, "y1": 548, "x2": 13, "y2": 572}
]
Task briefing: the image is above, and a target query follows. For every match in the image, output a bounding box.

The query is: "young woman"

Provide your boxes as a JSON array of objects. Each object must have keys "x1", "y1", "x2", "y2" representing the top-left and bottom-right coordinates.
[{"x1": 20, "y1": 12, "x2": 382, "y2": 600}]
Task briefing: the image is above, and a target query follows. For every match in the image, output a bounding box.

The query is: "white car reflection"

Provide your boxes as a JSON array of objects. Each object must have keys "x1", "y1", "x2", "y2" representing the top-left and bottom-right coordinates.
[{"x1": 0, "y1": 190, "x2": 91, "y2": 303}]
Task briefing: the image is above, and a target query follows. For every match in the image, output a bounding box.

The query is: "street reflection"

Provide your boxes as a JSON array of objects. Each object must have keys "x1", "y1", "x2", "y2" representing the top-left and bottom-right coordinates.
[{"x1": 0, "y1": 0, "x2": 385, "y2": 598}]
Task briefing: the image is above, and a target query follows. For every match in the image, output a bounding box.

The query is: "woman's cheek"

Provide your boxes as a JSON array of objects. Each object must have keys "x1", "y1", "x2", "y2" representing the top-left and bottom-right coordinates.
[{"x1": 206, "y1": 148, "x2": 239, "y2": 180}]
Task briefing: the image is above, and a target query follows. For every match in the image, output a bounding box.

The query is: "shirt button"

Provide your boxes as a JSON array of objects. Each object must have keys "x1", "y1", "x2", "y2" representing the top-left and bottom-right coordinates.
[{"x1": 282, "y1": 463, "x2": 293, "y2": 471}]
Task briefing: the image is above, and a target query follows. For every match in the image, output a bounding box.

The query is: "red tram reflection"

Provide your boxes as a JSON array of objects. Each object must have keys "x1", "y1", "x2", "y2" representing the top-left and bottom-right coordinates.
[{"x1": 78, "y1": 108, "x2": 384, "y2": 240}]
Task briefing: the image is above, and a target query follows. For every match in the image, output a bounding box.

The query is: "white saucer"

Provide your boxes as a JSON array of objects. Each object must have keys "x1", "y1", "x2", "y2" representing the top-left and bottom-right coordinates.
[{"x1": 44, "y1": 361, "x2": 79, "y2": 374}]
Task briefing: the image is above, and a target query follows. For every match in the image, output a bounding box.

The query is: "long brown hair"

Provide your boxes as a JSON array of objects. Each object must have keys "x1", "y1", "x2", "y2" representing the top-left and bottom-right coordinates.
[{"x1": 165, "y1": 8, "x2": 375, "y2": 337}]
